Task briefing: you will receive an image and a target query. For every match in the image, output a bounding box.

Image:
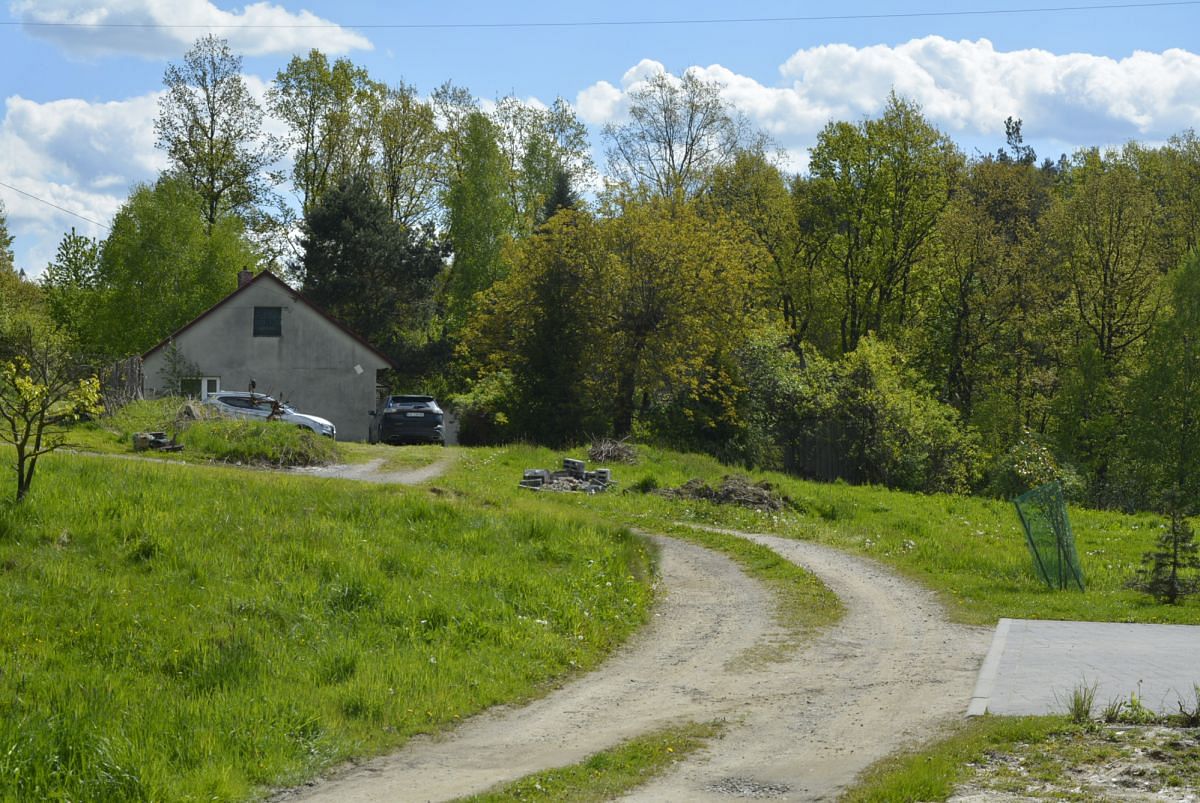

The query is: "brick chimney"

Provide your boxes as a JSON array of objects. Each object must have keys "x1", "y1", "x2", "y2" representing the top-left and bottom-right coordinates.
[{"x1": 237, "y1": 269, "x2": 254, "y2": 288}]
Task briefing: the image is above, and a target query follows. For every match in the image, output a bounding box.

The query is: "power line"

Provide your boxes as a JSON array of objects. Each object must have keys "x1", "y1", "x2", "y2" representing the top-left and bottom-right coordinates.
[
  {"x1": 0, "y1": 181, "x2": 110, "y2": 231},
  {"x1": 1, "y1": 1, "x2": 1198, "y2": 30}
]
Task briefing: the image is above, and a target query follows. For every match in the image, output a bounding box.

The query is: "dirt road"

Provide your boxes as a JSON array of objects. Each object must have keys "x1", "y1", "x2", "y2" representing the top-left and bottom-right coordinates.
[
  {"x1": 291, "y1": 455, "x2": 455, "y2": 485},
  {"x1": 278, "y1": 529, "x2": 989, "y2": 802}
]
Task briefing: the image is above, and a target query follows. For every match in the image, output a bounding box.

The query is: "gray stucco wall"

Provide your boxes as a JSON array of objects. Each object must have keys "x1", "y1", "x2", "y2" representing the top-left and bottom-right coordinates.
[{"x1": 143, "y1": 277, "x2": 389, "y2": 441}]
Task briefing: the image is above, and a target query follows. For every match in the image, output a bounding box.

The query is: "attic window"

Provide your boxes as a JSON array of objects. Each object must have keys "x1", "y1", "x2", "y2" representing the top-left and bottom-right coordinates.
[{"x1": 253, "y1": 306, "x2": 282, "y2": 337}]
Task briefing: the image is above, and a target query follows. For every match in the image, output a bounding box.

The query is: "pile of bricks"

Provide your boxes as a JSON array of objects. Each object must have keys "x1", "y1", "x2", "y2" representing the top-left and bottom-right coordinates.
[{"x1": 520, "y1": 458, "x2": 613, "y2": 494}]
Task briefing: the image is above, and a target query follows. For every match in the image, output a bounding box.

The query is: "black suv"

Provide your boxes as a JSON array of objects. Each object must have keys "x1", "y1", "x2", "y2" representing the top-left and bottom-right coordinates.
[{"x1": 374, "y1": 395, "x2": 444, "y2": 445}]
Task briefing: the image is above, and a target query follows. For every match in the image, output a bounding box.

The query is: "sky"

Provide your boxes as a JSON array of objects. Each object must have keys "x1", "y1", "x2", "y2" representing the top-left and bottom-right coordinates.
[{"x1": 3, "y1": 0, "x2": 1200, "y2": 276}]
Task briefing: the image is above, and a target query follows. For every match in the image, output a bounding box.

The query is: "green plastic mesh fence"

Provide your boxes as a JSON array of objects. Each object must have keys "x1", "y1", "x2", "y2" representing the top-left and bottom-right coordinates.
[{"x1": 1013, "y1": 481, "x2": 1085, "y2": 591}]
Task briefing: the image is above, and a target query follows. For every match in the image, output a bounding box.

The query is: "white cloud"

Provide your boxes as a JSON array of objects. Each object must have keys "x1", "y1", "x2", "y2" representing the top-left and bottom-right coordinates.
[
  {"x1": 577, "y1": 37, "x2": 1200, "y2": 170},
  {"x1": 0, "y1": 91, "x2": 166, "y2": 273},
  {"x1": 576, "y1": 80, "x2": 623, "y2": 125},
  {"x1": 10, "y1": 0, "x2": 372, "y2": 58}
]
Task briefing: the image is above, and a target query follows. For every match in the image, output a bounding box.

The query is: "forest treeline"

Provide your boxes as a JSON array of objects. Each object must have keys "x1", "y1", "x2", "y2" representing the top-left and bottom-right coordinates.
[{"x1": 5, "y1": 35, "x2": 1200, "y2": 513}]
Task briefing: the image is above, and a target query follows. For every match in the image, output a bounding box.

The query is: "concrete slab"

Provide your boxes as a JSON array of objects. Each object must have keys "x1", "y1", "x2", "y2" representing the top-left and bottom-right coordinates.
[{"x1": 968, "y1": 618, "x2": 1200, "y2": 717}]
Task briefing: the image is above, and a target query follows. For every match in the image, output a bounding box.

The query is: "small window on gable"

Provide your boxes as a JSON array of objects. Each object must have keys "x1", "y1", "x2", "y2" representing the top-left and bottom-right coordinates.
[{"x1": 253, "y1": 306, "x2": 282, "y2": 337}]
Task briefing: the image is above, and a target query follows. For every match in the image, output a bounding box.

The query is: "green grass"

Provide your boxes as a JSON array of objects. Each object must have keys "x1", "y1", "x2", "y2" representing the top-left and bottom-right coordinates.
[
  {"x1": 842, "y1": 715, "x2": 1076, "y2": 802},
  {"x1": 179, "y1": 419, "x2": 339, "y2": 467},
  {"x1": 340, "y1": 442, "x2": 448, "y2": 471},
  {"x1": 458, "y1": 721, "x2": 723, "y2": 802},
  {"x1": 71, "y1": 398, "x2": 344, "y2": 467},
  {"x1": 844, "y1": 715, "x2": 1200, "y2": 801},
  {"x1": 4, "y1": 436, "x2": 1197, "y2": 801},
  {"x1": 430, "y1": 443, "x2": 1200, "y2": 626},
  {"x1": 0, "y1": 451, "x2": 653, "y2": 801}
]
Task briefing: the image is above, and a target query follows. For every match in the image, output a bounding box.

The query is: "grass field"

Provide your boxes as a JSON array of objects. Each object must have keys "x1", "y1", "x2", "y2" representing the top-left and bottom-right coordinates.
[
  {"x1": 2, "y1": 432, "x2": 1197, "y2": 801},
  {"x1": 433, "y1": 443, "x2": 1199, "y2": 626},
  {"x1": 0, "y1": 450, "x2": 653, "y2": 801}
]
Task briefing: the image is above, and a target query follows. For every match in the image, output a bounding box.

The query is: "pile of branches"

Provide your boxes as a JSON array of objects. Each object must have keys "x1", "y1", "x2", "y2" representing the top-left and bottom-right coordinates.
[
  {"x1": 588, "y1": 437, "x2": 638, "y2": 464},
  {"x1": 654, "y1": 474, "x2": 791, "y2": 512}
]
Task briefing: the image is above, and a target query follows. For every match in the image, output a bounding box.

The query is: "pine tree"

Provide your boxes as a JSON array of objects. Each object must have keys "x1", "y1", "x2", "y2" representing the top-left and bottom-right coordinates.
[{"x1": 1129, "y1": 511, "x2": 1200, "y2": 604}]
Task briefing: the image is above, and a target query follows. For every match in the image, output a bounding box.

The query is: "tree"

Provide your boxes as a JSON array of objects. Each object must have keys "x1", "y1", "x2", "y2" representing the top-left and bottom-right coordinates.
[
  {"x1": 1129, "y1": 512, "x2": 1200, "y2": 604},
  {"x1": 0, "y1": 203, "x2": 45, "y2": 330},
  {"x1": 460, "y1": 209, "x2": 603, "y2": 445},
  {"x1": 1123, "y1": 254, "x2": 1200, "y2": 600},
  {"x1": 372, "y1": 81, "x2": 442, "y2": 227},
  {"x1": 806, "y1": 94, "x2": 963, "y2": 353},
  {"x1": 443, "y1": 111, "x2": 513, "y2": 326},
  {"x1": 156, "y1": 35, "x2": 283, "y2": 229},
  {"x1": 539, "y1": 167, "x2": 579, "y2": 226},
  {"x1": 268, "y1": 49, "x2": 375, "y2": 217},
  {"x1": 0, "y1": 200, "x2": 12, "y2": 274},
  {"x1": 603, "y1": 70, "x2": 748, "y2": 199},
  {"x1": 89, "y1": 175, "x2": 260, "y2": 357},
  {"x1": 461, "y1": 197, "x2": 765, "y2": 440},
  {"x1": 705, "y1": 150, "x2": 817, "y2": 352},
  {"x1": 0, "y1": 323, "x2": 102, "y2": 502},
  {"x1": 918, "y1": 149, "x2": 1063, "y2": 446},
  {"x1": 597, "y1": 198, "x2": 765, "y2": 436},
  {"x1": 40, "y1": 228, "x2": 101, "y2": 346},
  {"x1": 491, "y1": 95, "x2": 594, "y2": 235},
  {"x1": 1049, "y1": 146, "x2": 1164, "y2": 369},
  {"x1": 298, "y1": 175, "x2": 446, "y2": 351}
]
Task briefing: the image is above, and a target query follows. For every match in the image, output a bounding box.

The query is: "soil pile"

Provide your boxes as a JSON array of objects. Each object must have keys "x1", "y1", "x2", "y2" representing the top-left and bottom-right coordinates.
[{"x1": 655, "y1": 474, "x2": 791, "y2": 512}]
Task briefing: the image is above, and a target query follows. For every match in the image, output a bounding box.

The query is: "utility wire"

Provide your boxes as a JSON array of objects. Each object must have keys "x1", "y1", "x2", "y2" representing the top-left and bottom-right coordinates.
[
  {"x1": 0, "y1": 181, "x2": 110, "y2": 231},
  {"x1": 1, "y1": 1, "x2": 1198, "y2": 30}
]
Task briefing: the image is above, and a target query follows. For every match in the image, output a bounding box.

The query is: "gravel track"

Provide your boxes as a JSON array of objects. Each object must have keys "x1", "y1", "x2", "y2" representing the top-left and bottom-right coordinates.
[
  {"x1": 291, "y1": 455, "x2": 455, "y2": 485},
  {"x1": 278, "y1": 529, "x2": 990, "y2": 802}
]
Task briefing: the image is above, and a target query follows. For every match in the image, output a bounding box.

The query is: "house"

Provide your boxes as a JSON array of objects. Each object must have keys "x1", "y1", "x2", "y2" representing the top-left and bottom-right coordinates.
[{"x1": 142, "y1": 270, "x2": 394, "y2": 441}]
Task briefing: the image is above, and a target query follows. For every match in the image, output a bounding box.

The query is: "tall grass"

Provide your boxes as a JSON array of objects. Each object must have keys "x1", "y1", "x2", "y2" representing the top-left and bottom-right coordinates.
[
  {"x1": 73, "y1": 398, "x2": 341, "y2": 467},
  {"x1": 180, "y1": 419, "x2": 339, "y2": 467},
  {"x1": 434, "y1": 443, "x2": 1200, "y2": 626},
  {"x1": 0, "y1": 451, "x2": 652, "y2": 801}
]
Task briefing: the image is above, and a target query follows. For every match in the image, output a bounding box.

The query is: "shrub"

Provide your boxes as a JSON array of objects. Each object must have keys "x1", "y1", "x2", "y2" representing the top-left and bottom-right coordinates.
[
  {"x1": 985, "y1": 431, "x2": 1085, "y2": 501},
  {"x1": 640, "y1": 328, "x2": 802, "y2": 470},
  {"x1": 447, "y1": 370, "x2": 517, "y2": 446},
  {"x1": 789, "y1": 337, "x2": 980, "y2": 494}
]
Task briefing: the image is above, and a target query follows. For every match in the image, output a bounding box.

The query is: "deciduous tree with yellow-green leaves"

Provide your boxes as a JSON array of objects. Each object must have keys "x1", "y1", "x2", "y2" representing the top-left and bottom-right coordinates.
[{"x1": 0, "y1": 324, "x2": 102, "y2": 502}]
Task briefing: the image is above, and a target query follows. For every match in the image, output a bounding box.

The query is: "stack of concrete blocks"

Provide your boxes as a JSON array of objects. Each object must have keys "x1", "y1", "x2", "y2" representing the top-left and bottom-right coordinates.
[{"x1": 520, "y1": 458, "x2": 614, "y2": 493}]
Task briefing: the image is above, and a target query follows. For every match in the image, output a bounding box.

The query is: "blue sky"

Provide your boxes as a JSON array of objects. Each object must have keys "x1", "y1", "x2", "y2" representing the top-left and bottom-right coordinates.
[{"x1": 3, "y1": 0, "x2": 1200, "y2": 274}]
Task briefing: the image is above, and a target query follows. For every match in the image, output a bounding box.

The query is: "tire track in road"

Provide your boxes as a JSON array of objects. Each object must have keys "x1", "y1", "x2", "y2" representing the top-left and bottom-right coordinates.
[{"x1": 277, "y1": 529, "x2": 990, "y2": 802}]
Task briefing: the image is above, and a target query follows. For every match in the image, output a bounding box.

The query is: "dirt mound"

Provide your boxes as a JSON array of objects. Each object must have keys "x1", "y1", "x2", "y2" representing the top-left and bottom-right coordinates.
[{"x1": 655, "y1": 475, "x2": 791, "y2": 512}]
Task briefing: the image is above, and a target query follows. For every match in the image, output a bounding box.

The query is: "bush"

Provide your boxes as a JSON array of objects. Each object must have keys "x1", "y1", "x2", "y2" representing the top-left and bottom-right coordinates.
[
  {"x1": 447, "y1": 370, "x2": 517, "y2": 446},
  {"x1": 789, "y1": 337, "x2": 980, "y2": 494},
  {"x1": 179, "y1": 419, "x2": 338, "y2": 467},
  {"x1": 639, "y1": 326, "x2": 802, "y2": 470},
  {"x1": 985, "y1": 431, "x2": 1085, "y2": 501}
]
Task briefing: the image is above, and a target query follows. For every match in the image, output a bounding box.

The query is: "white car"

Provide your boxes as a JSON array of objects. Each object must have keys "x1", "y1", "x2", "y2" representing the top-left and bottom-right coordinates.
[{"x1": 202, "y1": 391, "x2": 337, "y2": 439}]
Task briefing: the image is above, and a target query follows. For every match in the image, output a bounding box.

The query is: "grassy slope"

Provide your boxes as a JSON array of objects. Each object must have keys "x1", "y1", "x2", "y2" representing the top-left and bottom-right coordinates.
[
  {"x1": 435, "y1": 443, "x2": 1198, "y2": 625},
  {"x1": 423, "y1": 443, "x2": 1197, "y2": 802},
  {"x1": 0, "y1": 451, "x2": 652, "y2": 801},
  {"x1": 2, "y1": 437, "x2": 1196, "y2": 801}
]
